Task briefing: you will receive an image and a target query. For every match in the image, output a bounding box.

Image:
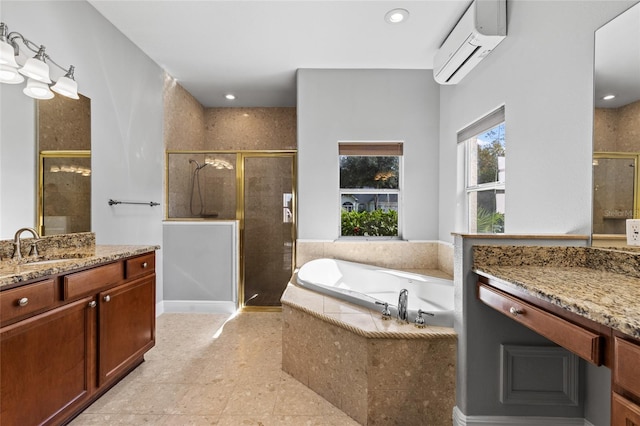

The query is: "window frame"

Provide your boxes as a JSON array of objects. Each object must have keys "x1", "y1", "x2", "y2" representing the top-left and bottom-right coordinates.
[
  {"x1": 338, "y1": 142, "x2": 403, "y2": 239},
  {"x1": 458, "y1": 107, "x2": 506, "y2": 234}
]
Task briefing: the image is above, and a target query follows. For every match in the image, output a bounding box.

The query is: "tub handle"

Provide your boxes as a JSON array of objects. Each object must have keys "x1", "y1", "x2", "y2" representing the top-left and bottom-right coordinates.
[
  {"x1": 375, "y1": 301, "x2": 392, "y2": 320},
  {"x1": 414, "y1": 309, "x2": 435, "y2": 328}
]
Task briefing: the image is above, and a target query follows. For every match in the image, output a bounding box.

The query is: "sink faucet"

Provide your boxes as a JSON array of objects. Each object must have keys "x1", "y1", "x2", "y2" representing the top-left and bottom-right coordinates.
[
  {"x1": 397, "y1": 288, "x2": 408, "y2": 323},
  {"x1": 12, "y1": 227, "x2": 41, "y2": 260}
]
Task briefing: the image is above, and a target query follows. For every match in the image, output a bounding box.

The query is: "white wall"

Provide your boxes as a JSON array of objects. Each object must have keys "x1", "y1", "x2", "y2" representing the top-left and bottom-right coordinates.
[
  {"x1": 438, "y1": 0, "x2": 637, "y2": 243},
  {"x1": 0, "y1": 1, "x2": 165, "y2": 300},
  {"x1": 297, "y1": 69, "x2": 440, "y2": 241},
  {"x1": 0, "y1": 82, "x2": 35, "y2": 236}
]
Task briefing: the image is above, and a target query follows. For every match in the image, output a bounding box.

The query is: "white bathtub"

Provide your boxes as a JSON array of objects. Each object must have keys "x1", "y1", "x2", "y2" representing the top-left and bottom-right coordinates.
[{"x1": 296, "y1": 258, "x2": 454, "y2": 327}]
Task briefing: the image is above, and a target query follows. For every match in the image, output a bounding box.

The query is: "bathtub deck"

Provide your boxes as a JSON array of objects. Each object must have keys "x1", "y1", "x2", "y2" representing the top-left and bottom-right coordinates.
[{"x1": 281, "y1": 283, "x2": 457, "y2": 426}]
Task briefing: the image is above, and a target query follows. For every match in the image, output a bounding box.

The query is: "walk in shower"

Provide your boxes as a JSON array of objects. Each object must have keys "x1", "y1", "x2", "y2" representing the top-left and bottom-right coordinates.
[
  {"x1": 592, "y1": 152, "x2": 640, "y2": 234},
  {"x1": 166, "y1": 151, "x2": 296, "y2": 308}
]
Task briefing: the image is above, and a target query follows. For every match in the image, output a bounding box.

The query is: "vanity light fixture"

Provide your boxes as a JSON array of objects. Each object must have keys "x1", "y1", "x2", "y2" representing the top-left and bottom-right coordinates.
[
  {"x1": 385, "y1": 8, "x2": 409, "y2": 24},
  {"x1": 602, "y1": 94, "x2": 616, "y2": 100},
  {"x1": 0, "y1": 22, "x2": 79, "y2": 100},
  {"x1": 225, "y1": 93, "x2": 236, "y2": 100}
]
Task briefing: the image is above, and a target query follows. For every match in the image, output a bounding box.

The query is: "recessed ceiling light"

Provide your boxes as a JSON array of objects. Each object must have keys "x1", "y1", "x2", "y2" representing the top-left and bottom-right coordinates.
[
  {"x1": 225, "y1": 94, "x2": 236, "y2": 100},
  {"x1": 602, "y1": 94, "x2": 616, "y2": 100},
  {"x1": 385, "y1": 8, "x2": 409, "y2": 24}
]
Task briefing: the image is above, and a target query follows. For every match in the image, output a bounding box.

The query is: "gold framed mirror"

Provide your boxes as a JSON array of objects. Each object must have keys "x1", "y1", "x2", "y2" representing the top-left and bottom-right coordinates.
[
  {"x1": 37, "y1": 93, "x2": 91, "y2": 236},
  {"x1": 38, "y1": 150, "x2": 91, "y2": 235}
]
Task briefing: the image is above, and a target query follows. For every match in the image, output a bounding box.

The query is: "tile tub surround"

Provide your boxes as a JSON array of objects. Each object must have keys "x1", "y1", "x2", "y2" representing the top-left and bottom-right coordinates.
[
  {"x1": 473, "y1": 245, "x2": 640, "y2": 339},
  {"x1": 296, "y1": 240, "x2": 454, "y2": 278},
  {"x1": 0, "y1": 243, "x2": 160, "y2": 287},
  {"x1": 281, "y1": 283, "x2": 457, "y2": 426}
]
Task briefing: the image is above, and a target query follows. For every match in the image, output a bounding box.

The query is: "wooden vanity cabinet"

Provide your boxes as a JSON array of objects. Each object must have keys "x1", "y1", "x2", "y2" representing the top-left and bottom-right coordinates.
[
  {"x1": 477, "y1": 283, "x2": 603, "y2": 365},
  {"x1": 476, "y1": 276, "x2": 640, "y2": 426},
  {"x1": 612, "y1": 392, "x2": 640, "y2": 426},
  {"x1": 98, "y1": 274, "x2": 155, "y2": 386},
  {"x1": 612, "y1": 336, "x2": 640, "y2": 426},
  {"x1": 0, "y1": 252, "x2": 156, "y2": 426},
  {"x1": 0, "y1": 295, "x2": 96, "y2": 426}
]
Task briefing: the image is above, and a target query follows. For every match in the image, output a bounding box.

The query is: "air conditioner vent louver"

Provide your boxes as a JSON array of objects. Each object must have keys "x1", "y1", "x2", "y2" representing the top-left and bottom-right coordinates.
[{"x1": 433, "y1": 0, "x2": 506, "y2": 85}]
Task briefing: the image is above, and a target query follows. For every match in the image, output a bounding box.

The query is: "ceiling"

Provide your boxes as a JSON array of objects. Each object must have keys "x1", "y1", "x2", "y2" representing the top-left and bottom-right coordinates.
[{"x1": 88, "y1": 0, "x2": 472, "y2": 107}]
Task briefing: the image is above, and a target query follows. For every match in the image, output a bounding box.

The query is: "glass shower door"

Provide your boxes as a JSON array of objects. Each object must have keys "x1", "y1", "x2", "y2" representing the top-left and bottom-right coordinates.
[
  {"x1": 242, "y1": 154, "x2": 295, "y2": 307},
  {"x1": 592, "y1": 154, "x2": 638, "y2": 234}
]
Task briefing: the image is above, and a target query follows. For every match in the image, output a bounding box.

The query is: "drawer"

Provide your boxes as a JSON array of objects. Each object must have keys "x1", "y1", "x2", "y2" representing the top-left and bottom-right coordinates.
[
  {"x1": 477, "y1": 283, "x2": 603, "y2": 365},
  {"x1": 64, "y1": 262, "x2": 123, "y2": 300},
  {"x1": 125, "y1": 253, "x2": 155, "y2": 280},
  {"x1": 614, "y1": 337, "x2": 640, "y2": 398},
  {"x1": 612, "y1": 392, "x2": 640, "y2": 426},
  {"x1": 0, "y1": 279, "x2": 56, "y2": 323}
]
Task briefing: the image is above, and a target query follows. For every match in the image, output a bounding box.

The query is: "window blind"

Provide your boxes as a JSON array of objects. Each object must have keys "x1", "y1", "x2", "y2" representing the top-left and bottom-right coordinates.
[
  {"x1": 338, "y1": 142, "x2": 403, "y2": 156},
  {"x1": 457, "y1": 106, "x2": 505, "y2": 143}
]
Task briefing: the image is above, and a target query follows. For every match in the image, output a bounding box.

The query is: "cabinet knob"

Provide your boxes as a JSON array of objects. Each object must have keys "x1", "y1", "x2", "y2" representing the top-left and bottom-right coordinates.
[
  {"x1": 88, "y1": 300, "x2": 97, "y2": 308},
  {"x1": 509, "y1": 306, "x2": 523, "y2": 317},
  {"x1": 103, "y1": 295, "x2": 111, "y2": 303},
  {"x1": 18, "y1": 297, "x2": 28, "y2": 307},
  {"x1": 142, "y1": 262, "x2": 148, "y2": 268}
]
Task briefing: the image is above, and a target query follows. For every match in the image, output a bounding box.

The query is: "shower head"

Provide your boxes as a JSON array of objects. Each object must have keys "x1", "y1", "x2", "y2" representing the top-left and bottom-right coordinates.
[{"x1": 188, "y1": 159, "x2": 209, "y2": 171}]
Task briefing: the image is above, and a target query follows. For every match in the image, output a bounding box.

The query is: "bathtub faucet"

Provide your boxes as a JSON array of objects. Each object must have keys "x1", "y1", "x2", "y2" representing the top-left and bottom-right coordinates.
[
  {"x1": 375, "y1": 301, "x2": 392, "y2": 320},
  {"x1": 414, "y1": 309, "x2": 435, "y2": 328},
  {"x1": 397, "y1": 289, "x2": 409, "y2": 323}
]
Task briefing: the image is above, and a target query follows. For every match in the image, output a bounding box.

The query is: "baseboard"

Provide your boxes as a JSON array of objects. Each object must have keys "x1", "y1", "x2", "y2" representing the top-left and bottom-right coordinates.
[
  {"x1": 160, "y1": 300, "x2": 237, "y2": 314},
  {"x1": 453, "y1": 407, "x2": 593, "y2": 426}
]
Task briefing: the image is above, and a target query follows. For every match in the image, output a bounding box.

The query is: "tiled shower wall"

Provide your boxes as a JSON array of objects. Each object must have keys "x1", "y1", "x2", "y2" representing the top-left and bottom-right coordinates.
[
  {"x1": 296, "y1": 240, "x2": 454, "y2": 277},
  {"x1": 593, "y1": 100, "x2": 640, "y2": 233},
  {"x1": 163, "y1": 76, "x2": 296, "y2": 152},
  {"x1": 163, "y1": 77, "x2": 297, "y2": 219},
  {"x1": 594, "y1": 100, "x2": 640, "y2": 152}
]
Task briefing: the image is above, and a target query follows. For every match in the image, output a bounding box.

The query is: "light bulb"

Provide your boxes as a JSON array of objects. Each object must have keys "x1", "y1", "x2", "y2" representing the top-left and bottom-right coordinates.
[
  {"x1": 0, "y1": 63, "x2": 23, "y2": 83},
  {"x1": 23, "y1": 78, "x2": 53, "y2": 99}
]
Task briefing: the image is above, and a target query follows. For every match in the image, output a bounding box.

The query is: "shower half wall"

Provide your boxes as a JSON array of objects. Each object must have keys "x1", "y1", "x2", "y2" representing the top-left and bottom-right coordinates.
[
  {"x1": 162, "y1": 221, "x2": 238, "y2": 313},
  {"x1": 165, "y1": 150, "x2": 296, "y2": 310}
]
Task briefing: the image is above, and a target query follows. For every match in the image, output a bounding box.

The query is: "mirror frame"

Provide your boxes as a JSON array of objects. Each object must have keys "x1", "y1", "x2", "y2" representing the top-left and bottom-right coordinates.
[{"x1": 38, "y1": 150, "x2": 91, "y2": 236}]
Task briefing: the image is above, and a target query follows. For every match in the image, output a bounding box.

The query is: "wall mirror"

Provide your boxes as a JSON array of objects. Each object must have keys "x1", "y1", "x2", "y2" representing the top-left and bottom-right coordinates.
[
  {"x1": 592, "y1": 2, "x2": 640, "y2": 241},
  {"x1": 37, "y1": 93, "x2": 91, "y2": 236}
]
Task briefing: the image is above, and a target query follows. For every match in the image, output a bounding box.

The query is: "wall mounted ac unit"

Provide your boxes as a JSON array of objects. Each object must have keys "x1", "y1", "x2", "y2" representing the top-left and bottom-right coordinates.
[{"x1": 433, "y1": 0, "x2": 506, "y2": 85}]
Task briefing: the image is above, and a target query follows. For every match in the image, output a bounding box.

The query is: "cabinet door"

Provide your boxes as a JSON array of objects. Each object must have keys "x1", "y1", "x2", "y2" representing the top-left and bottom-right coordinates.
[
  {"x1": 612, "y1": 392, "x2": 640, "y2": 426},
  {"x1": 98, "y1": 275, "x2": 155, "y2": 386},
  {"x1": 0, "y1": 296, "x2": 96, "y2": 426}
]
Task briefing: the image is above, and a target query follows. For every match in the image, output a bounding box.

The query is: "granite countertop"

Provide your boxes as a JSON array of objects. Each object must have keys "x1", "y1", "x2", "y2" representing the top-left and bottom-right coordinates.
[
  {"x1": 0, "y1": 244, "x2": 159, "y2": 288},
  {"x1": 473, "y1": 245, "x2": 640, "y2": 339}
]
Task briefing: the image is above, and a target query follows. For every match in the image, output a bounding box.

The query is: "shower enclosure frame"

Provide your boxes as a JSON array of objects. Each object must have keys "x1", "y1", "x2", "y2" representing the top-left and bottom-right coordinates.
[
  {"x1": 592, "y1": 151, "x2": 640, "y2": 236},
  {"x1": 165, "y1": 150, "x2": 297, "y2": 312},
  {"x1": 38, "y1": 150, "x2": 91, "y2": 236}
]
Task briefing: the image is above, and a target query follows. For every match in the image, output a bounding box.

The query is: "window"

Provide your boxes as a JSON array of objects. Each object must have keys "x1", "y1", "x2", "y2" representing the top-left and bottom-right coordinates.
[
  {"x1": 459, "y1": 107, "x2": 505, "y2": 233},
  {"x1": 339, "y1": 142, "x2": 402, "y2": 237}
]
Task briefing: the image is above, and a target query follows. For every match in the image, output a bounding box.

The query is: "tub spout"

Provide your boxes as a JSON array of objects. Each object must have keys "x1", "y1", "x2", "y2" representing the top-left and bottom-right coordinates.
[{"x1": 397, "y1": 289, "x2": 408, "y2": 323}]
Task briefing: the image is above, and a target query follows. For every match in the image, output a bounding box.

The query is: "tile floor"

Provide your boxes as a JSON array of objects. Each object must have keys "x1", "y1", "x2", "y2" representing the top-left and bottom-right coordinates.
[{"x1": 70, "y1": 312, "x2": 360, "y2": 426}]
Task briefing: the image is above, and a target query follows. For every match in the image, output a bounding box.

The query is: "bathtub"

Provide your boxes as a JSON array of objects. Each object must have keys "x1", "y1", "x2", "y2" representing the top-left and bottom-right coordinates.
[{"x1": 296, "y1": 258, "x2": 454, "y2": 327}]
